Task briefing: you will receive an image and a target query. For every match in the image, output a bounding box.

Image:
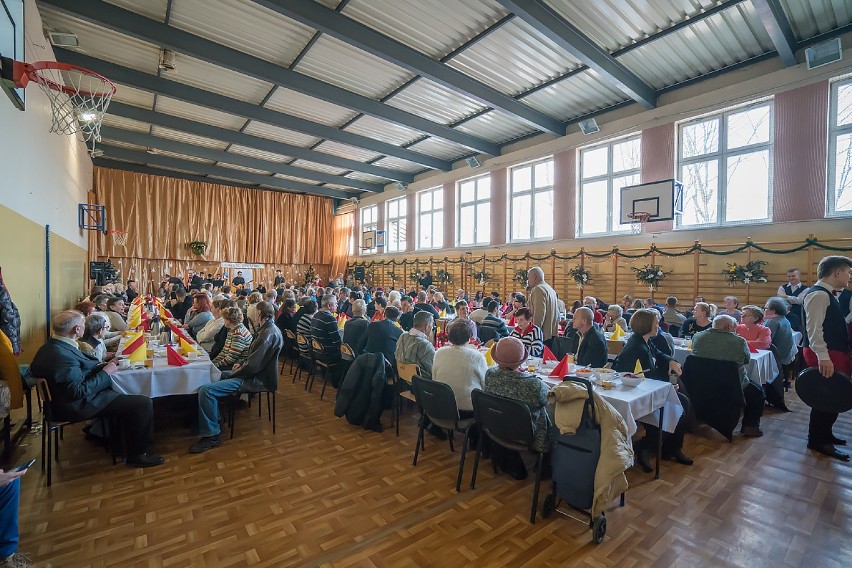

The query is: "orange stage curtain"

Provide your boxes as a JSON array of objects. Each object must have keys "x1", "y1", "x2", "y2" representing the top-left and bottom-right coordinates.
[{"x1": 330, "y1": 212, "x2": 354, "y2": 281}]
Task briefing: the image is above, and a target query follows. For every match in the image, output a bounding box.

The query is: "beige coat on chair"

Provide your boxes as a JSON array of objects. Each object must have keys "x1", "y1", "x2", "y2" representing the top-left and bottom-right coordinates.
[{"x1": 548, "y1": 383, "x2": 633, "y2": 517}]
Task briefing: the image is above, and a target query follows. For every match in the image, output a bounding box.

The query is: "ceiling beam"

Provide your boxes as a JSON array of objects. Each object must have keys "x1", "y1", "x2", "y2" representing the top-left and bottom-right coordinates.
[
  {"x1": 54, "y1": 49, "x2": 451, "y2": 171},
  {"x1": 93, "y1": 158, "x2": 268, "y2": 191},
  {"x1": 39, "y1": 0, "x2": 499, "y2": 156},
  {"x1": 252, "y1": 0, "x2": 565, "y2": 136},
  {"x1": 751, "y1": 0, "x2": 798, "y2": 66},
  {"x1": 99, "y1": 126, "x2": 383, "y2": 192},
  {"x1": 107, "y1": 102, "x2": 412, "y2": 183},
  {"x1": 494, "y1": 0, "x2": 657, "y2": 109},
  {"x1": 96, "y1": 145, "x2": 354, "y2": 199}
]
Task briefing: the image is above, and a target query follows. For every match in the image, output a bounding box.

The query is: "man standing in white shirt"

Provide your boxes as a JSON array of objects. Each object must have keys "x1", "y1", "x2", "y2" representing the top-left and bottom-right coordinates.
[{"x1": 778, "y1": 268, "x2": 808, "y2": 332}]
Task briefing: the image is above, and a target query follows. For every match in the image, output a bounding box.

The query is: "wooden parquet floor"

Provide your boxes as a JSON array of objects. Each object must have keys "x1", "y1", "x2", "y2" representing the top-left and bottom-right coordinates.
[{"x1": 9, "y1": 366, "x2": 851, "y2": 568}]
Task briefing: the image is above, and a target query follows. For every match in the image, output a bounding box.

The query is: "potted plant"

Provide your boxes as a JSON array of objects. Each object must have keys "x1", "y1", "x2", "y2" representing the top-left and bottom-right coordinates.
[
  {"x1": 513, "y1": 268, "x2": 529, "y2": 288},
  {"x1": 470, "y1": 270, "x2": 490, "y2": 286},
  {"x1": 568, "y1": 265, "x2": 591, "y2": 288},
  {"x1": 723, "y1": 260, "x2": 769, "y2": 286},
  {"x1": 188, "y1": 241, "x2": 207, "y2": 255},
  {"x1": 435, "y1": 269, "x2": 452, "y2": 285}
]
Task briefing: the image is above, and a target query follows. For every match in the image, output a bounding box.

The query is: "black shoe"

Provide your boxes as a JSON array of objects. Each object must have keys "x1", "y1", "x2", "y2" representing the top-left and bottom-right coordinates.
[
  {"x1": 126, "y1": 453, "x2": 165, "y2": 468},
  {"x1": 636, "y1": 448, "x2": 653, "y2": 473},
  {"x1": 668, "y1": 449, "x2": 694, "y2": 466},
  {"x1": 189, "y1": 435, "x2": 222, "y2": 454},
  {"x1": 830, "y1": 436, "x2": 847, "y2": 446},
  {"x1": 808, "y1": 443, "x2": 850, "y2": 461}
]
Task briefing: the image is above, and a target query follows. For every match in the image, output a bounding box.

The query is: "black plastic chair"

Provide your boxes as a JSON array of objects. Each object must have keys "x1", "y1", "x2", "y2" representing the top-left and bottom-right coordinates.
[
  {"x1": 680, "y1": 355, "x2": 745, "y2": 442},
  {"x1": 282, "y1": 329, "x2": 299, "y2": 375},
  {"x1": 227, "y1": 345, "x2": 282, "y2": 439},
  {"x1": 294, "y1": 333, "x2": 313, "y2": 385},
  {"x1": 470, "y1": 389, "x2": 545, "y2": 524},
  {"x1": 412, "y1": 376, "x2": 475, "y2": 492},
  {"x1": 310, "y1": 339, "x2": 340, "y2": 400}
]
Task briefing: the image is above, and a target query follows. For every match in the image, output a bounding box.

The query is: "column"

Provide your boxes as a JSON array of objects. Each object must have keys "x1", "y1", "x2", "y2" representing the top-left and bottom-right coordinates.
[
  {"x1": 405, "y1": 191, "x2": 417, "y2": 252},
  {"x1": 490, "y1": 167, "x2": 508, "y2": 246},
  {"x1": 442, "y1": 181, "x2": 455, "y2": 250},
  {"x1": 553, "y1": 149, "x2": 576, "y2": 241},
  {"x1": 640, "y1": 123, "x2": 675, "y2": 232}
]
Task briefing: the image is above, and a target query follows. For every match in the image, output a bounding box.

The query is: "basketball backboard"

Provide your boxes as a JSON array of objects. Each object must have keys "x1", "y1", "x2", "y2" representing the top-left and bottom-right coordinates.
[
  {"x1": 0, "y1": 0, "x2": 25, "y2": 110},
  {"x1": 619, "y1": 179, "x2": 683, "y2": 224}
]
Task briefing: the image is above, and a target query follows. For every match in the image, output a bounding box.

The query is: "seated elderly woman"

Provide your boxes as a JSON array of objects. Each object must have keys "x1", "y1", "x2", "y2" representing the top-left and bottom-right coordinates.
[
  {"x1": 722, "y1": 296, "x2": 743, "y2": 323},
  {"x1": 509, "y1": 307, "x2": 544, "y2": 357},
  {"x1": 736, "y1": 305, "x2": 772, "y2": 350},
  {"x1": 762, "y1": 297, "x2": 796, "y2": 365},
  {"x1": 603, "y1": 304, "x2": 628, "y2": 333},
  {"x1": 432, "y1": 292, "x2": 452, "y2": 314},
  {"x1": 583, "y1": 296, "x2": 605, "y2": 324},
  {"x1": 211, "y1": 307, "x2": 253, "y2": 371},
  {"x1": 246, "y1": 291, "x2": 264, "y2": 331},
  {"x1": 613, "y1": 309, "x2": 692, "y2": 472},
  {"x1": 78, "y1": 314, "x2": 116, "y2": 362},
  {"x1": 483, "y1": 336, "x2": 553, "y2": 457},
  {"x1": 432, "y1": 318, "x2": 487, "y2": 418},
  {"x1": 680, "y1": 302, "x2": 713, "y2": 337}
]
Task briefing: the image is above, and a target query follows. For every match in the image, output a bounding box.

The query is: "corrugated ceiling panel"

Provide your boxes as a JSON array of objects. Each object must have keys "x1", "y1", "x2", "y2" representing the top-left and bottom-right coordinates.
[
  {"x1": 618, "y1": 3, "x2": 774, "y2": 90},
  {"x1": 372, "y1": 156, "x2": 424, "y2": 173},
  {"x1": 227, "y1": 145, "x2": 292, "y2": 163},
  {"x1": 39, "y1": 6, "x2": 160, "y2": 74},
  {"x1": 263, "y1": 87, "x2": 359, "y2": 127},
  {"x1": 150, "y1": 126, "x2": 229, "y2": 150},
  {"x1": 217, "y1": 163, "x2": 272, "y2": 176},
  {"x1": 209, "y1": 175, "x2": 263, "y2": 186},
  {"x1": 342, "y1": 0, "x2": 507, "y2": 59},
  {"x1": 100, "y1": 139, "x2": 148, "y2": 152},
  {"x1": 447, "y1": 18, "x2": 583, "y2": 96},
  {"x1": 345, "y1": 171, "x2": 390, "y2": 184},
  {"x1": 166, "y1": 54, "x2": 273, "y2": 104},
  {"x1": 149, "y1": 166, "x2": 208, "y2": 176},
  {"x1": 454, "y1": 111, "x2": 537, "y2": 144},
  {"x1": 543, "y1": 0, "x2": 717, "y2": 52},
  {"x1": 386, "y1": 78, "x2": 486, "y2": 124},
  {"x1": 520, "y1": 69, "x2": 628, "y2": 121},
  {"x1": 153, "y1": 150, "x2": 215, "y2": 164},
  {"x1": 169, "y1": 0, "x2": 316, "y2": 67},
  {"x1": 242, "y1": 121, "x2": 320, "y2": 147},
  {"x1": 780, "y1": 0, "x2": 852, "y2": 41},
  {"x1": 102, "y1": 114, "x2": 151, "y2": 132},
  {"x1": 274, "y1": 173, "x2": 325, "y2": 185},
  {"x1": 111, "y1": 83, "x2": 155, "y2": 109},
  {"x1": 314, "y1": 140, "x2": 383, "y2": 163},
  {"x1": 294, "y1": 34, "x2": 415, "y2": 99},
  {"x1": 103, "y1": 0, "x2": 169, "y2": 21},
  {"x1": 406, "y1": 137, "x2": 472, "y2": 161},
  {"x1": 344, "y1": 115, "x2": 422, "y2": 146},
  {"x1": 290, "y1": 159, "x2": 349, "y2": 176},
  {"x1": 154, "y1": 97, "x2": 245, "y2": 129}
]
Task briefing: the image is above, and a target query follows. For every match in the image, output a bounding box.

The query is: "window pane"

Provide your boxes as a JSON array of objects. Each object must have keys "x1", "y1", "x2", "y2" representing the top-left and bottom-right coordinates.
[
  {"x1": 388, "y1": 200, "x2": 397, "y2": 218},
  {"x1": 837, "y1": 84, "x2": 852, "y2": 126},
  {"x1": 387, "y1": 220, "x2": 399, "y2": 252},
  {"x1": 432, "y1": 212, "x2": 443, "y2": 248},
  {"x1": 581, "y1": 180, "x2": 608, "y2": 234},
  {"x1": 533, "y1": 190, "x2": 554, "y2": 239},
  {"x1": 512, "y1": 166, "x2": 531, "y2": 193},
  {"x1": 477, "y1": 202, "x2": 491, "y2": 244},
  {"x1": 681, "y1": 119, "x2": 719, "y2": 158},
  {"x1": 834, "y1": 132, "x2": 852, "y2": 212},
  {"x1": 433, "y1": 189, "x2": 443, "y2": 210},
  {"x1": 476, "y1": 177, "x2": 491, "y2": 200},
  {"x1": 582, "y1": 146, "x2": 608, "y2": 179},
  {"x1": 512, "y1": 194, "x2": 531, "y2": 241},
  {"x1": 459, "y1": 205, "x2": 475, "y2": 245},
  {"x1": 534, "y1": 160, "x2": 553, "y2": 188},
  {"x1": 612, "y1": 138, "x2": 641, "y2": 172},
  {"x1": 420, "y1": 191, "x2": 432, "y2": 211},
  {"x1": 727, "y1": 105, "x2": 770, "y2": 149},
  {"x1": 725, "y1": 150, "x2": 770, "y2": 222},
  {"x1": 681, "y1": 160, "x2": 719, "y2": 225},
  {"x1": 460, "y1": 181, "x2": 475, "y2": 203},
  {"x1": 613, "y1": 173, "x2": 640, "y2": 231},
  {"x1": 419, "y1": 213, "x2": 432, "y2": 249}
]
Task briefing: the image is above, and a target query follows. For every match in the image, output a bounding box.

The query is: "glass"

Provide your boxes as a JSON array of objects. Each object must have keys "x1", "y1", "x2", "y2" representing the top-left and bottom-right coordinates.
[
  {"x1": 612, "y1": 138, "x2": 641, "y2": 172},
  {"x1": 582, "y1": 146, "x2": 608, "y2": 179},
  {"x1": 388, "y1": 199, "x2": 398, "y2": 218},
  {"x1": 458, "y1": 204, "x2": 475, "y2": 245},
  {"x1": 433, "y1": 189, "x2": 443, "y2": 210},
  {"x1": 534, "y1": 160, "x2": 553, "y2": 188},
  {"x1": 727, "y1": 105, "x2": 771, "y2": 149},
  {"x1": 512, "y1": 165, "x2": 531, "y2": 193},
  {"x1": 476, "y1": 202, "x2": 491, "y2": 244},
  {"x1": 581, "y1": 180, "x2": 607, "y2": 234},
  {"x1": 681, "y1": 118, "x2": 719, "y2": 158},
  {"x1": 680, "y1": 160, "x2": 719, "y2": 225},
  {"x1": 612, "y1": 173, "x2": 640, "y2": 231},
  {"x1": 837, "y1": 83, "x2": 852, "y2": 126},
  {"x1": 726, "y1": 150, "x2": 770, "y2": 222},
  {"x1": 476, "y1": 177, "x2": 491, "y2": 200},
  {"x1": 432, "y1": 212, "x2": 443, "y2": 248},
  {"x1": 533, "y1": 190, "x2": 554, "y2": 239},
  {"x1": 834, "y1": 133, "x2": 852, "y2": 213},
  {"x1": 512, "y1": 194, "x2": 532, "y2": 240},
  {"x1": 420, "y1": 190, "x2": 432, "y2": 211},
  {"x1": 460, "y1": 181, "x2": 475, "y2": 203}
]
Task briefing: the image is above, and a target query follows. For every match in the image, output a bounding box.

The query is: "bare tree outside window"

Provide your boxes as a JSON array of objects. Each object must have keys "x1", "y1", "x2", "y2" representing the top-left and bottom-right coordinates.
[
  {"x1": 829, "y1": 81, "x2": 852, "y2": 215},
  {"x1": 579, "y1": 136, "x2": 641, "y2": 235}
]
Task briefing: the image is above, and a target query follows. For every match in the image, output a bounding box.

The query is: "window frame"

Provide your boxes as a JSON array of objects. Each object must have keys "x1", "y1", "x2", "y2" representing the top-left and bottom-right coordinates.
[
  {"x1": 578, "y1": 135, "x2": 642, "y2": 236},
  {"x1": 827, "y1": 76, "x2": 852, "y2": 218},
  {"x1": 385, "y1": 196, "x2": 407, "y2": 253},
  {"x1": 676, "y1": 99, "x2": 775, "y2": 228},
  {"x1": 359, "y1": 204, "x2": 377, "y2": 255},
  {"x1": 417, "y1": 187, "x2": 444, "y2": 251},
  {"x1": 509, "y1": 157, "x2": 555, "y2": 243},
  {"x1": 456, "y1": 173, "x2": 492, "y2": 247}
]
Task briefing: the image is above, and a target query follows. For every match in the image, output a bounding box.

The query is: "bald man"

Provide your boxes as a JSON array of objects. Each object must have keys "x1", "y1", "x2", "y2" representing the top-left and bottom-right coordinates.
[
  {"x1": 30, "y1": 310, "x2": 164, "y2": 468},
  {"x1": 527, "y1": 266, "x2": 559, "y2": 342}
]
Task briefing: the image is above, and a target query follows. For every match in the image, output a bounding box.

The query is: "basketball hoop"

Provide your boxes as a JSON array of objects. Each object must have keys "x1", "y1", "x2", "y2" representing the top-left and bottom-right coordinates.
[
  {"x1": 3, "y1": 59, "x2": 115, "y2": 146},
  {"x1": 108, "y1": 230, "x2": 129, "y2": 247},
  {"x1": 626, "y1": 212, "x2": 651, "y2": 235}
]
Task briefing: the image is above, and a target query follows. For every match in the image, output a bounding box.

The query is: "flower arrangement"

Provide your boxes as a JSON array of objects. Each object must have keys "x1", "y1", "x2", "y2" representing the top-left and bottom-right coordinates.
[
  {"x1": 470, "y1": 270, "x2": 490, "y2": 285},
  {"x1": 435, "y1": 269, "x2": 452, "y2": 285},
  {"x1": 568, "y1": 265, "x2": 591, "y2": 288},
  {"x1": 410, "y1": 270, "x2": 422, "y2": 282},
  {"x1": 632, "y1": 264, "x2": 671, "y2": 290},
  {"x1": 388, "y1": 271, "x2": 398, "y2": 283},
  {"x1": 513, "y1": 268, "x2": 529, "y2": 288},
  {"x1": 187, "y1": 241, "x2": 207, "y2": 255},
  {"x1": 303, "y1": 264, "x2": 316, "y2": 287},
  {"x1": 723, "y1": 260, "x2": 768, "y2": 286}
]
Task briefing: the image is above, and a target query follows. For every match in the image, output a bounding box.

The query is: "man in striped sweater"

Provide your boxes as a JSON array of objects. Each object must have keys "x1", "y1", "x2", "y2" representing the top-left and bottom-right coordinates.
[
  {"x1": 480, "y1": 299, "x2": 509, "y2": 339},
  {"x1": 211, "y1": 307, "x2": 253, "y2": 370},
  {"x1": 311, "y1": 294, "x2": 342, "y2": 363}
]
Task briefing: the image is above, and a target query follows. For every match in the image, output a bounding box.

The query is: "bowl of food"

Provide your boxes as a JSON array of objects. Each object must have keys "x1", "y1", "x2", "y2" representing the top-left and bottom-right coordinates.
[
  {"x1": 594, "y1": 368, "x2": 615, "y2": 376},
  {"x1": 574, "y1": 367, "x2": 595, "y2": 379},
  {"x1": 620, "y1": 374, "x2": 643, "y2": 387}
]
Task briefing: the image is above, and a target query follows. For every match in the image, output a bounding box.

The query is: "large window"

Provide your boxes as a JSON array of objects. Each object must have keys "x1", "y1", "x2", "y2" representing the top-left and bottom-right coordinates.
[
  {"x1": 579, "y1": 136, "x2": 641, "y2": 235},
  {"x1": 385, "y1": 197, "x2": 407, "y2": 252},
  {"x1": 510, "y1": 158, "x2": 554, "y2": 241},
  {"x1": 359, "y1": 204, "x2": 377, "y2": 255},
  {"x1": 457, "y1": 174, "x2": 491, "y2": 246},
  {"x1": 677, "y1": 101, "x2": 774, "y2": 227},
  {"x1": 829, "y1": 77, "x2": 852, "y2": 216},
  {"x1": 417, "y1": 187, "x2": 443, "y2": 250}
]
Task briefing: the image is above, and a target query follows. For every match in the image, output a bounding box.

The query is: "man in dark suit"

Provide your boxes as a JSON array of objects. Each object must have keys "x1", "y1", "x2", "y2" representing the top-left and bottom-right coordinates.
[
  {"x1": 29, "y1": 310, "x2": 164, "y2": 467},
  {"x1": 567, "y1": 307, "x2": 608, "y2": 368},
  {"x1": 365, "y1": 306, "x2": 404, "y2": 367}
]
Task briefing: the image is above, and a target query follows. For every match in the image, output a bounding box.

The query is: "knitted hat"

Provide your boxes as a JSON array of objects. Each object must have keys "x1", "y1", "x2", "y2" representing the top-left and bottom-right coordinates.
[{"x1": 491, "y1": 336, "x2": 529, "y2": 370}]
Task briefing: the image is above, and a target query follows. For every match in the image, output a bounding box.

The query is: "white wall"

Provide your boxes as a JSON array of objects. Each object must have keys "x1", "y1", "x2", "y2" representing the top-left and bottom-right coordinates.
[{"x1": 0, "y1": 0, "x2": 92, "y2": 248}]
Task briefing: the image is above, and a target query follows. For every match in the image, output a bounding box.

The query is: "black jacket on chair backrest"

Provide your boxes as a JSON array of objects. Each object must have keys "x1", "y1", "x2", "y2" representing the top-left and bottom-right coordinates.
[
  {"x1": 680, "y1": 355, "x2": 745, "y2": 442},
  {"x1": 334, "y1": 352, "x2": 388, "y2": 429},
  {"x1": 231, "y1": 320, "x2": 283, "y2": 392}
]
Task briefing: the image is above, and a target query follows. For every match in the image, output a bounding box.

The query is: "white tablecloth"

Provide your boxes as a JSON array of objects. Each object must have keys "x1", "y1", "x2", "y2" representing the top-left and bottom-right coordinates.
[
  {"x1": 112, "y1": 337, "x2": 221, "y2": 397},
  {"x1": 673, "y1": 347, "x2": 779, "y2": 385}
]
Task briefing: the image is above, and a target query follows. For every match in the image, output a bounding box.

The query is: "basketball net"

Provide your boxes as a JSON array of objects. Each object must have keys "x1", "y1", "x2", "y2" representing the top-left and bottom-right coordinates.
[
  {"x1": 627, "y1": 212, "x2": 651, "y2": 235},
  {"x1": 109, "y1": 230, "x2": 128, "y2": 247}
]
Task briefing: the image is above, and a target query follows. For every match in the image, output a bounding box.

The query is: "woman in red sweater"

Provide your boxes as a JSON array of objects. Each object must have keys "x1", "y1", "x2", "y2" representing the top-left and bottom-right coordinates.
[{"x1": 736, "y1": 305, "x2": 772, "y2": 350}]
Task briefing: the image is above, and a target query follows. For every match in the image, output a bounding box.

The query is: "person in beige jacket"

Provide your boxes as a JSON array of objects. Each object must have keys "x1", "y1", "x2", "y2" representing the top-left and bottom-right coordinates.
[{"x1": 527, "y1": 267, "x2": 559, "y2": 341}]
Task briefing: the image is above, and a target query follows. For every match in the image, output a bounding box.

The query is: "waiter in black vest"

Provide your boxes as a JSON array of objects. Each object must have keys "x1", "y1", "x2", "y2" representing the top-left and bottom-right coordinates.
[
  {"x1": 778, "y1": 268, "x2": 808, "y2": 332},
  {"x1": 801, "y1": 256, "x2": 852, "y2": 461}
]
